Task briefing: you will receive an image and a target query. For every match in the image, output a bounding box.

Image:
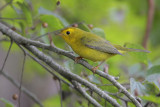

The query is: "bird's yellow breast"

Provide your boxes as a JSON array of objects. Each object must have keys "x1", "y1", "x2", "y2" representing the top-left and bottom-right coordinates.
[{"x1": 70, "y1": 41, "x2": 114, "y2": 62}]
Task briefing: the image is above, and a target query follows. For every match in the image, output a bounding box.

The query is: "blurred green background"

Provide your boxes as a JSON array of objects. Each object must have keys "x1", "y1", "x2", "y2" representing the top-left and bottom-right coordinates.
[{"x1": 0, "y1": 0, "x2": 160, "y2": 107}]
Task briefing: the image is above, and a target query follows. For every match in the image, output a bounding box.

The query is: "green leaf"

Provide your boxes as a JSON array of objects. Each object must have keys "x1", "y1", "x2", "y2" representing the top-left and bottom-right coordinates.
[
  {"x1": 88, "y1": 75, "x2": 101, "y2": 84},
  {"x1": 130, "y1": 78, "x2": 146, "y2": 96},
  {"x1": 18, "y1": 2, "x2": 33, "y2": 27},
  {"x1": 25, "y1": 58, "x2": 46, "y2": 76},
  {"x1": 128, "y1": 63, "x2": 145, "y2": 77},
  {"x1": 0, "y1": 98, "x2": 14, "y2": 107},
  {"x1": 74, "y1": 99, "x2": 88, "y2": 107},
  {"x1": 40, "y1": 15, "x2": 63, "y2": 30},
  {"x1": 145, "y1": 73, "x2": 160, "y2": 90},
  {"x1": 140, "y1": 95, "x2": 160, "y2": 104},
  {"x1": 77, "y1": 23, "x2": 91, "y2": 32},
  {"x1": 1, "y1": 42, "x2": 20, "y2": 52},
  {"x1": 19, "y1": 21, "x2": 26, "y2": 36},
  {"x1": 34, "y1": 95, "x2": 61, "y2": 107},
  {"x1": 34, "y1": 94, "x2": 86, "y2": 107},
  {"x1": 39, "y1": 26, "x2": 50, "y2": 44},
  {"x1": 91, "y1": 28, "x2": 106, "y2": 39},
  {"x1": 64, "y1": 60, "x2": 74, "y2": 72},
  {"x1": 38, "y1": 7, "x2": 69, "y2": 26},
  {"x1": 124, "y1": 43, "x2": 148, "y2": 64},
  {"x1": 128, "y1": 102, "x2": 136, "y2": 107},
  {"x1": 147, "y1": 65, "x2": 160, "y2": 75},
  {"x1": 13, "y1": 0, "x2": 24, "y2": 3},
  {"x1": 144, "y1": 82, "x2": 160, "y2": 95},
  {"x1": 39, "y1": 14, "x2": 65, "y2": 48}
]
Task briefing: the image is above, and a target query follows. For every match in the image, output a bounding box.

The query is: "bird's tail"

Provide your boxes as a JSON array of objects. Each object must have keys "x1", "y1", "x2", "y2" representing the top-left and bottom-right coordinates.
[{"x1": 114, "y1": 45, "x2": 150, "y2": 54}]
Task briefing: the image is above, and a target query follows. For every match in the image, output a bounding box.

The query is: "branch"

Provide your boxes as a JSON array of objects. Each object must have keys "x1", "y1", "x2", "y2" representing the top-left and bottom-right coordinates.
[
  {"x1": 105, "y1": 91, "x2": 131, "y2": 102},
  {"x1": 18, "y1": 45, "x2": 102, "y2": 107},
  {"x1": 72, "y1": 81, "x2": 102, "y2": 107},
  {"x1": 0, "y1": 22, "x2": 142, "y2": 107},
  {"x1": 24, "y1": 45, "x2": 121, "y2": 107},
  {"x1": 0, "y1": 71, "x2": 43, "y2": 107},
  {"x1": 18, "y1": 45, "x2": 74, "y2": 88},
  {"x1": 142, "y1": 0, "x2": 155, "y2": 49}
]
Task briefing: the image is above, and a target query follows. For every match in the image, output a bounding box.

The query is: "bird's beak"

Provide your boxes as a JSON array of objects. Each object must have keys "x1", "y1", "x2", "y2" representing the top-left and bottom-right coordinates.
[
  {"x1": 53, "y1": 30, "x2": 62, "y2": 36},
  {"x1": 58, "y1": 33, "x2": 63, "y2": 36}
]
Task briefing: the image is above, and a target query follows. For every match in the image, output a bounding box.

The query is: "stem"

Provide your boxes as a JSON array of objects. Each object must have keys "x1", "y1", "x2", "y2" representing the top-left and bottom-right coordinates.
[
  {"x1": 142, "y1": 0, "x2": 155, "y2": 49},
  {"x1": 0, "y1": 40, "x2": 13, "y2": 73},
  {"x1": 18, "y1": 52, "x2": 26, "y2": 107}
]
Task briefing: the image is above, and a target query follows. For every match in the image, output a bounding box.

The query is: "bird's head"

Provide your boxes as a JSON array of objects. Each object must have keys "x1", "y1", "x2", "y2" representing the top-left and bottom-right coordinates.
[{"x1": 58, "y1": 27, "x2": 82, "y2": 44}]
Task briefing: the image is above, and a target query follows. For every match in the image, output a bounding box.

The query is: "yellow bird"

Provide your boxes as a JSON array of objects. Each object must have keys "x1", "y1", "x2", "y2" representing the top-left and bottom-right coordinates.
[{"x1": 58, "y1": 27, "x2": 149, "y2": 71}]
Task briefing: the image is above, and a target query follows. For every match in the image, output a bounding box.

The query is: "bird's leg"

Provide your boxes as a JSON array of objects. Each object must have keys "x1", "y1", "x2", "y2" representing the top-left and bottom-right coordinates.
[
  {"x1": 92, "y1": 61, "x2": 105, "y2": 73},
  {"x1": 75, "y1": 56, "x2": 83, "y2": 63}
]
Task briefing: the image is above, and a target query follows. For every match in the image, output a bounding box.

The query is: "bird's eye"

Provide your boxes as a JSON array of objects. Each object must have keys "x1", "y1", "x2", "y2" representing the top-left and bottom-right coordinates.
[{"x1": 66, "y1": 31, "x2": 70, "y2": 35}]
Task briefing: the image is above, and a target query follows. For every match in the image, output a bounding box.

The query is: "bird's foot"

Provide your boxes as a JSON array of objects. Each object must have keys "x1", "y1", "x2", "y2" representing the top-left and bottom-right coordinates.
[
  {"x1": 91, "y1": 61, "x2": 105, "y2": 73},
  {"x1": 75, "y1": 56, "x2": 83, "y2": 63},
  {"x1": 92, "y1": 66, "x2": 99, "y2": 73}
]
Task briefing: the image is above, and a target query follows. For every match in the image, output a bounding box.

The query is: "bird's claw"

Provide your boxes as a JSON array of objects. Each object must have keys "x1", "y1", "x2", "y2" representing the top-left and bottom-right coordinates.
[
  {"x1": 75, "y1": 56, "x2": 83, "y2": 63},
  {"x1": 91, "y1": 66, "x2": 99, "y2": 73}
]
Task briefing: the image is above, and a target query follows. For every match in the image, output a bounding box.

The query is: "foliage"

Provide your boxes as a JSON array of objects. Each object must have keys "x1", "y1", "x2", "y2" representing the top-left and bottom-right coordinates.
[
  {"x1": 0, "y1": 98, "x2": 14, "y2": 107},
  {"x1": 0, "y1": 0, "x2": 160, "y2": 107}
]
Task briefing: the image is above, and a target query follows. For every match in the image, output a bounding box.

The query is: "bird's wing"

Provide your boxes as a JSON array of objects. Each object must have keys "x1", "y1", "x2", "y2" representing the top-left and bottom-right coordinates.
[{"x1": 80, "y1": 36, "x2": 122, "y2": 55}]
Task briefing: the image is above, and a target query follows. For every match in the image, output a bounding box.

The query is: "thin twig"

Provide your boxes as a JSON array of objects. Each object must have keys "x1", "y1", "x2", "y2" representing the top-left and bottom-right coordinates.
[
  {"x1": 105, "y1": 100, "x2": 107, "y2": 107},
  {"x1": 142, "y1": 0, "x2": 155, "y2": 49},
  {"x1": 88, "y1": 90, "x2": 93, "y2": 107},
  {"x1": 0, "y1": 38, "x2": 10, "y2": 42},
  {"x1": 72, "y1": 81, "x2": 102, "y2": 107},
  {"x1": 124, "y1": 101, "x2": 128, "y2": 107},
  {"x1": 0, "y1": 70, "x2": 43, "y2": 107},
  {"x1": 0, "y1": 0, "x2": 13, "y2": 11},
  {"x1": 0, "y1": 40, "x2": 13, "y2": 73},
  {"x1": 18, "y1": 51, "x2": 26, "y2": 107},
  {"x1": 32, "y1": 31, "x2": 56, "y2": 40},
  {"x1": 18, "y1": 45, "x2": 74, "y2": 88},
  {"x1": 105, "y1": 91, "x2": 130, "y2": 102},
  {"x1": 98, "y1": 83, "x2": 130, "y2": 90},
  {"x1": 59, "y1": 80, "x2": 63, "y2": 107}
]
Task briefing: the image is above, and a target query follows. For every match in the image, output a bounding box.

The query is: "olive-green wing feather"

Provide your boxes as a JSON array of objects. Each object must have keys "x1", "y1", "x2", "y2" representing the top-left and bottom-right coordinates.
[
  {"x1": 80, "y1": 36, "x2": 122, "y2": 55},
  {"x1": 114, "y1": 45, "x2": 150, "y2": 53}
]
